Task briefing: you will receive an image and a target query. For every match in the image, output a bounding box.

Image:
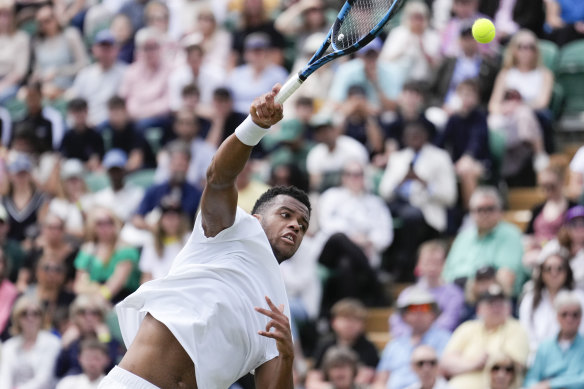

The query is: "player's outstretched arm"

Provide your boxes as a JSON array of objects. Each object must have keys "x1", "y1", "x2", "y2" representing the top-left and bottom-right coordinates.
[
  {"x1": 201, "y1": 85, "x2": 283, "y2": 237},
  {"x1": 254, "y1": 296, "x2": 294, "y2": 389}
]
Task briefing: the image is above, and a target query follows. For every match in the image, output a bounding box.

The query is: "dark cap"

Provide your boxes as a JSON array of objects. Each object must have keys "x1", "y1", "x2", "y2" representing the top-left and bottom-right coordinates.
[
  {"x1": 565, "y1": 205, "x2": 584, "y2": 223},
  {"x1": 475, "y1": 265, "x2": 496, "y2": 281},
  {"x1": 477, "y1": 284, "x2": 506, "y2": 303}
]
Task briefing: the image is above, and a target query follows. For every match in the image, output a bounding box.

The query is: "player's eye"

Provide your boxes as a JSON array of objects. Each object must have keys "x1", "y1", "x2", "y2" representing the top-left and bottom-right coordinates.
[{"x1": 281, "y1": 212, "x2": 289, "y2": 218}]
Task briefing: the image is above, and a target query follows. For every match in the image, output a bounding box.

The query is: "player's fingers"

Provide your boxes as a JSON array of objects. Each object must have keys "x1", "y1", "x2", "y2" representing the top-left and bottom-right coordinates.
[
  {"x1": 278, "y1": 304, "x2": 284, "y2": 313},
  {"x1": 258, "y1": 330, "x2": 279, "y2": 340},
  {"x1": 265, "y1": 296, "x2": 280, "y2": 312},
  {"x1": 255, "y1": 306, "x2": 279, "y2": 320},
  {"x1": 271, "y1": 83, "x2": 282, "y2": 96}
]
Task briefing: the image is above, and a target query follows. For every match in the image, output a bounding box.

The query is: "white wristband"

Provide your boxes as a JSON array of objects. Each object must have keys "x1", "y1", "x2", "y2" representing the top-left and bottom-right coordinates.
[{"x1": 234, "y1": 115, "x2": 270, "y2": 146}]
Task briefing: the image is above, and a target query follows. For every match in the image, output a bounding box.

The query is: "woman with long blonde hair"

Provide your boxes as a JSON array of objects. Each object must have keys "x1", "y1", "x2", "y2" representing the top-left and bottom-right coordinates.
[{"x1": 73, "y1": 206, "x2": 140, "y2": 303}]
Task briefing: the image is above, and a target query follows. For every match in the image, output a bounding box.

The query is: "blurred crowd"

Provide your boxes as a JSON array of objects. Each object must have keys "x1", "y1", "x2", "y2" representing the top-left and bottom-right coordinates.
[{"x1": 0, "y1": 0, "x2": 584, "y2": 388}]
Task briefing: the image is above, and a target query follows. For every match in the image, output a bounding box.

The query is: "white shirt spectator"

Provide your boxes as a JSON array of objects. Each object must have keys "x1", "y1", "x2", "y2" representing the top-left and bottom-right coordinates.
[
  {"x1": 70, "y1": 61, "x2": 127, "y2": 125},
  {"x1": 154, "y1": 138, "x2": 216, "y2": 188},
  {"x1": 57, "y1": 374, "x2": 104, "y2": 389},
  {"x1": 306, "y1": 135, "x2": 369, "y2": 177},
  {"x1": 168, "y1": 63, "x2": 224, "y2": 111},
  {"x1": 318, "y1": 186, "x2": 393, "y2": 267},
  {"x1": 81, "y1": 185, "x2": 144, "y2": 222},
  {"x1": 227, "y1": 64, "x2": 288, "y2": 114},
  {"x1": 139, "y1": 234, "x2": 189, "y2": 280}
]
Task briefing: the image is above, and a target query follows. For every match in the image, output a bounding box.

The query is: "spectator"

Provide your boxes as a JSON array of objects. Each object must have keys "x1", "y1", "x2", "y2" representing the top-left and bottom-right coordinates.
[
  {"x1": 187, "y1": 6, "x2": 232, "y2": 72},
  {"x1": 48, "y1": 158, "x2": 86, "y2": 238},
  {"x1": 524, "y1": 290, "x2": 584, "y2": 388},
  {"x1": 109, "y1": 13, "x2": 135, "y2": 64},
  {"x1": 484, "y1": 352, "x2": 523, "y2": 389},
  {"x1": 31, "y1": 4, "x2": 89, "y2": 98},
  {"x1": 56, "y1": 293, "x2": 122, "y2": 378},
  {"x1": 318, "y1": 159, "x2": 393, "y2": 269},
  {"x1": 56, "y1": 338, "x2": 110, "y2": 389},
  {"x1": 523, "y1": 166, "x2": 576, "y2": 270},
  {"x1": 0, "y1": 203, "x2": 24, "y2": 282},
  {"x1": 459, "y1": 266, "x2": 499, "y2": 324},
  {"x1": 274, "y1": 0, "x2": 329, "y2": 55},
  {"x1": 172, "y1": 84, "x2": 212, "y2": 138},
  {"x1": 436, "y1": 78, "x2": 492, "y2": 209},
  {"x1": 544, "y1": 0, "x2": 584, "y2": 46},
  {"x1": 134, "y1": 141, "x2": 203, "y2": 228},
  {"x1": 168, "y1": 36, "x2": 224, "y2": 112},
  {"x1": 236, "y1": 160, "x2": 270, "y2": 213},
  {"x1": 98, "y1": 96, "x2": 156, "y2": 171},
  {"x1": 73, "y1": 207, "x2": 141, "y2": 303},
  {"x1": 230, "y1": 0, "x2": 286, "y2": 67},
  {"x1": 0, "y1": 295, "x2": 61, "y2": 389},
  {"x1": 329, "y1": 37, "x2": 400, "y2": 112},
  {"x1": 379, "y1": 120, "x2": 457, "y2": 282},
  {"x1": 226, "y1": 32, "x2": 288, "y2": 114},
  {"x1": 519, "y1": 247, "x2": 584, "y2": 362},
  {"x1": 13, "y1": 81, "x2": 58, "y2": 155},
  {"x1": 139, "y1": 198, "x2": 189, "y2": 283},
  {"x1": 68, "y1": 29, "x2": 127, "y2": 126},
  {"x1": 155, "y1": 108, "x2": 216, "y2": 189},
  {"x1": 381, "y1": 81, "x2": 437, "y2": 158},
  {"x1": 119, "y1": 27, "x2": 172, "y2": 134},
  {"x1": 204, "y1": 87, "x2": 247, "y2": 149},
  {"x1": 2, "y1": 152, "x2": 49, "y2": 242},
  {"x1": 429, "y1": 23, "x2": 499, "y2": 111},
  {"x1": 0, "y1": 249, "x2": 18, "y2": 339},
  {"x1": 16, "y1": 212, "x2": 77, "y2": 293},
  {"x1": 442, "y1": 187, "x2": 525, "y2": 297},
  {"x1": 118, "y1": 0, "x2": 148, "y2": 34},
  {"x1": 337, "y1": 84, "x2": 385, "y2": 156},
  {"x1": 404, "y1": 345, "x2": 452, "y2": 389},
  {"x1": 306, "y1": 114, "x2": 369, "y2": 193},
  {"x1": 440, "y1": 0, "x2": 496, "y2": 57},
  {"x1": 440, "y1": 284, "x2": 529, "y2": 389},
  {"x1": 267, "y1": 118, "x2": 314, "y2": 175},
  {"x1": 23, "y1": 254, "x2": 76, "y2": 331},
  {"x1": 0, "y1": 0, "x2": 30, "y2": 104},
  {"x1": 59, "y1": 98, "x2": 105, "y2": 171},
  {"x1": 373, "y1": 289, "x2": 451, "y2": 389},
  {"x1": 478, "y1": 0, "x2": 545, "y2": 40},
  {"x1": 390, "y1": 240, "x2": 465, "y2": 336},
  {"x1": 319, "y1": 346, "x2": 366, "y2": 389},
  {"x1": 379, "y1": 1, "x2": 441, "y2": 85},
  {"x1": 539, "y1": 205, "x2": 584, "y2": 289},
  {"x1": 309, "y1": 299, "x2": 379, "y2": 387},
  {"x1": 82, "y1": 149, "x2": 144, "y2": 223}
]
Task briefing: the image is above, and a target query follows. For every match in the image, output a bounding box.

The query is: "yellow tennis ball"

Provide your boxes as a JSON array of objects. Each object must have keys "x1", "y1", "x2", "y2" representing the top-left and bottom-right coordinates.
[{"x1": 472, "y1": 18, "x2": 496, "y2": 44}]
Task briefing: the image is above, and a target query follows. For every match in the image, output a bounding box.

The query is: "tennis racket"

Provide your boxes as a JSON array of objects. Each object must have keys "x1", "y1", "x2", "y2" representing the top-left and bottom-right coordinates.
[{"x1": 274, "y1": 0, "x2": 406, "y2": 104}]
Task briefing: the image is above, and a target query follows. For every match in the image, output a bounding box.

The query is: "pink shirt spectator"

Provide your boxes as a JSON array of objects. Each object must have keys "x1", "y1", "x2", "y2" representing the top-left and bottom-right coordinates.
[{"x1": 119, "y1": 61, "x2": 172, "y2": 120}]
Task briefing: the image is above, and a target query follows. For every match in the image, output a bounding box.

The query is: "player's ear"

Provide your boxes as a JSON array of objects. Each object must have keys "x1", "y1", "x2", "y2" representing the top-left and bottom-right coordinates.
[{"x1": 252, "y1": 213, "x2": 262, "y2": 222}]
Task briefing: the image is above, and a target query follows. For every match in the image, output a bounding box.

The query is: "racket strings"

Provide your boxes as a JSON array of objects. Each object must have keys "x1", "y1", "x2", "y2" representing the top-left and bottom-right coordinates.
[{"x1": 334, "y1": 0, "x2": 393, "y2": 50}]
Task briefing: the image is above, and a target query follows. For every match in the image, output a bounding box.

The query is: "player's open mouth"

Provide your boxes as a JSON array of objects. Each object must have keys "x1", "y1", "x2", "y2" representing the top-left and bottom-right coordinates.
[{"x1": 282, "y1": 233, "x2": 296, "y2": 244}]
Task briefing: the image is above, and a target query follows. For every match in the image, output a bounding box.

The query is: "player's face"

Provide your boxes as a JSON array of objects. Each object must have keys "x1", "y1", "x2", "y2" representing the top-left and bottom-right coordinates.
[{"x1": 256, "y1": 195, "x2": 310, "y2": 263}]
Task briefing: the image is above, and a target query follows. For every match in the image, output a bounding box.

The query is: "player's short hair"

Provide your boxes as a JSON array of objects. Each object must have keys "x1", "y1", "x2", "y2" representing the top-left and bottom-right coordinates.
[
  {"x1": 251, "y1": 185, "x2": 311, "y2": 217},
  {"x1": 331, "y1": 298, "x2": 367, "y2": 321}
]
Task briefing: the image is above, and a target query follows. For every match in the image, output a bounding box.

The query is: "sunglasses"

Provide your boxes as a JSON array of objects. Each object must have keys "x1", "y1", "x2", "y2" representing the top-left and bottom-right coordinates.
[
  {"x1": 342, "y1": 171, "x2": 364, "y2": 178},
  {"x1": 405, "y1": 303, "x2": 434, "y2": 313},
  {"x1": 414, "y1": 359, "x2": 437, "y2": 368},
  {"x1": 517, "y1": 43, "x2": 536, "y2": 51},
  {"x1": 41, "y1": 264, "x2": 65, "y2": 273},
  {"x1": 542, "y1": 264, "x2": 566, "y2": 273},
  {"x1": 95, "y1": 219, "x2": 114, "y2": 226},
  {"x1": 21, "y1": 309, "x2": 42, "y2": 318},
  {"x1": 77, "y1": 308, "x2": 102, "y2": 317},
  {"x1": 560, "y1": 311, "x2": 581, "y2": 319},
  {"x1": 491, "y1": 365, "x2": 514, "y2": 373},
  {"x1": 471, "y1": 205, "x2": 497, "y2": 214}
]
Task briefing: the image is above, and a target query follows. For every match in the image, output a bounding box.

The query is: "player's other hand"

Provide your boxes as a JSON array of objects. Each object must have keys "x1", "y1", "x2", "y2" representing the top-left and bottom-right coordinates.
[
  {"x1": 255, "y1": 296, "x2": 294, "y2": 360},
  {"x1": 250, "y1": 84, "x2": 284, "y2": 129}
]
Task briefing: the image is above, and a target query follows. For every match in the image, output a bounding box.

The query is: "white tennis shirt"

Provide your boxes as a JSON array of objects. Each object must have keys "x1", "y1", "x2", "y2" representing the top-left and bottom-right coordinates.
[{"x1": 116, "y1": 207, "x2": 291, "y2": 389}]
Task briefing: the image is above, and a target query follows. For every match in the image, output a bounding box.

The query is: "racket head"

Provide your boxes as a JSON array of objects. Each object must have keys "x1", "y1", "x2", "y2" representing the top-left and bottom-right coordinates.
[{"x1": 299, "y1": 0, "x2": 405, "y2": 80}]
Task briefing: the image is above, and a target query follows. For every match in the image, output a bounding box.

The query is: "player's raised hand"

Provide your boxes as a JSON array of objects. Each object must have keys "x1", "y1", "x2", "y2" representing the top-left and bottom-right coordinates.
[
  {"x1": 250, "y1": 84, "x2": 284, "y2": 129},
  {"x1": 255, "y1": 296, "x2": 294, "y2": 360}
]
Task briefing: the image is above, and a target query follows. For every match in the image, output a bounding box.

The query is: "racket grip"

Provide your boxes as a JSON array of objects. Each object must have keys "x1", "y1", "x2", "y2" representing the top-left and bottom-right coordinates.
[{"x1": 275, "y1": 74, "x2": 304, "y2": 104}]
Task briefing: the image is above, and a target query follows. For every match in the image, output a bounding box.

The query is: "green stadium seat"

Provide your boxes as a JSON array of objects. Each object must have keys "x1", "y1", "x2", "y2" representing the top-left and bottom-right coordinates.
[
  {"x1": 125, "y1": 169, "x2": 156, "y2": 189},
  {"x1": 84, "y1": 172, "x2": 110, "y2": 192},
  {"x1": 556, "y1": 39, "x2": 584, "y2": 115},
  {"x1": 539, "y1": 39, "x2": 560, "y2": 73},
  {"x1": 489, "y1": 129, "x2": 506, "y2": 179}
]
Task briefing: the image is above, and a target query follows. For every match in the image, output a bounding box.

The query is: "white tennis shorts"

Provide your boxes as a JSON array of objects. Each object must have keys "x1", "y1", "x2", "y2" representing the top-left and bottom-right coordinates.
[{"x1": 98, "y1": 366, "x2": 160, "y2": 389}]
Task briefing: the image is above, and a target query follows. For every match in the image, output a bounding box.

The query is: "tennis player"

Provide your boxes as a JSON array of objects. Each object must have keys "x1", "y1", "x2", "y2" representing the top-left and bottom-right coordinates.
[{"x1": 98, "y1": 84, "x2": 311, "y2": 389}]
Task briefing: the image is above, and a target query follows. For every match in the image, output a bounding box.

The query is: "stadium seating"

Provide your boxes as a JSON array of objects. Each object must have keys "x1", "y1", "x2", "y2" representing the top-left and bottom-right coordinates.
[
  {"x1": 556, "y1": 39, "x2": 584, "y2": 117},
  {"x1": 539, "y1": 39, "x2": 560, "y2": 73}
]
